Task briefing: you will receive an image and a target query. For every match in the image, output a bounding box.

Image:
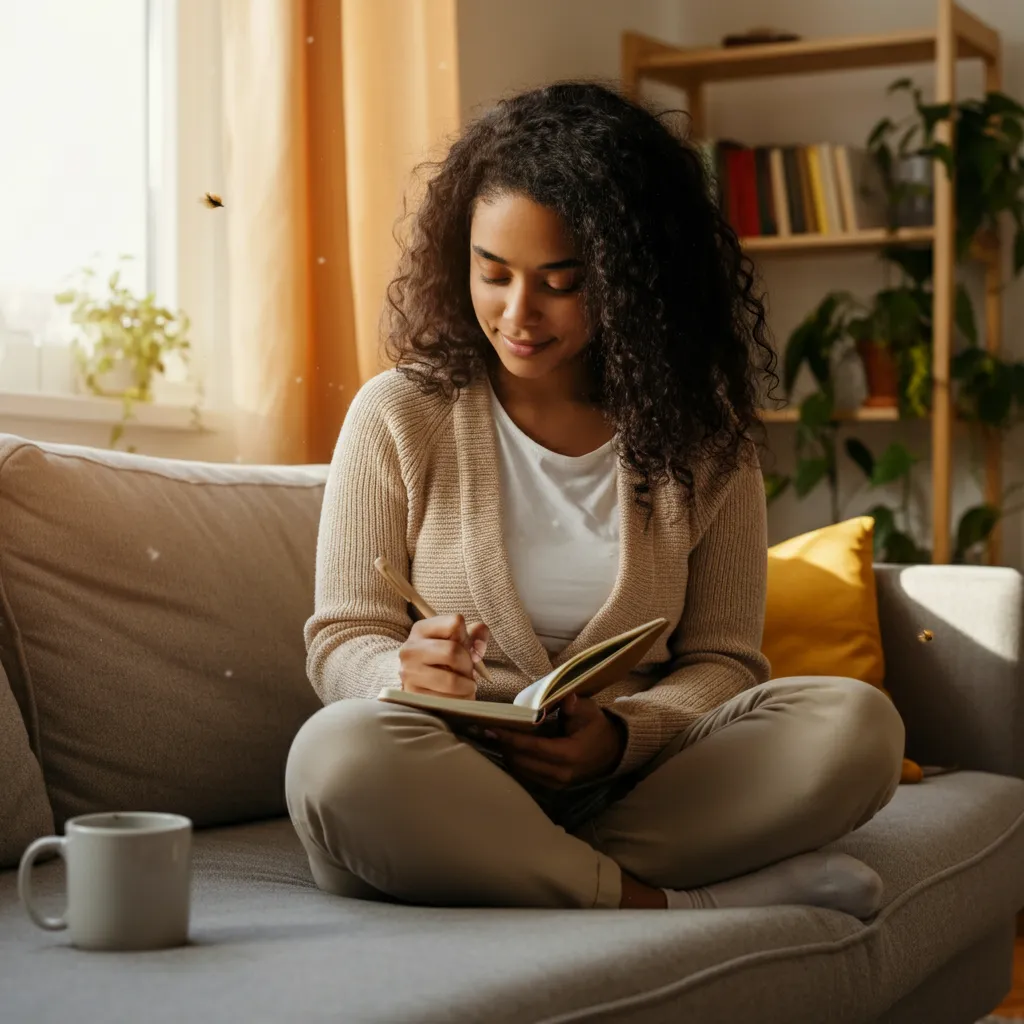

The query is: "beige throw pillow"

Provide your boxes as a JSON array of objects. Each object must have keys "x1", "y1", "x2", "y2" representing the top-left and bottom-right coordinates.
[
  {"x1": 0, "y1": 660, "x2": 54, "y2": 867},
  {"x1": 0, "y1": 435, "x2": 327, "y2": 829}
]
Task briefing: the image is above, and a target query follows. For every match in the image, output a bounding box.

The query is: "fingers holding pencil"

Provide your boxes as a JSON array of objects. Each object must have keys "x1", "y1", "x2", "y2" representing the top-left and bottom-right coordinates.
[{"x1": 374, "y1": 556, "x2": 495, "y2": 685}]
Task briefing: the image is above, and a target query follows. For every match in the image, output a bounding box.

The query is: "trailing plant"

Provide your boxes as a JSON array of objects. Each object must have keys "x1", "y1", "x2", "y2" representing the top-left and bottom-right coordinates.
[
  {"x1": 55, "y1": 257, "x2": 203, "y2": 451},
  {"x1": 844, "y1": 437, "x2": 1007, "y2": 565}
]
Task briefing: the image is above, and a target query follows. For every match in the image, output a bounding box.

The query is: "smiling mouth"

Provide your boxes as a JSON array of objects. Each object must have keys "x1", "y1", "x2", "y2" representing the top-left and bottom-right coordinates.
[{"x1": 499, "y1": 332, "x2": 554, "y2": 357}]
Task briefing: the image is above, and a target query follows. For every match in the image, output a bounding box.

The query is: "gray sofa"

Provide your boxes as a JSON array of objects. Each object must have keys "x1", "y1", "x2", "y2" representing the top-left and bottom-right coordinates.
[{"x1": 1, "y1": 431, "x2": 1023, "y2": 1024}]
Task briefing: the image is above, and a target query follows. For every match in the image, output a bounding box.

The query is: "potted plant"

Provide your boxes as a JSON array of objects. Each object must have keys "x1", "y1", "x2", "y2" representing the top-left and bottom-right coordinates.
[
  {"x1": 784, "y1": 286, "x2": 931, "y2": 418},
  {"x1": 846, "y1": 286, "x2": 931, "y2": 414},
  {"x1": 55, "y1": 258, "x2": 202, "y2": 450},
  {"x1": 867, "y1": 79, "x2": 1024, "y2": 268}
]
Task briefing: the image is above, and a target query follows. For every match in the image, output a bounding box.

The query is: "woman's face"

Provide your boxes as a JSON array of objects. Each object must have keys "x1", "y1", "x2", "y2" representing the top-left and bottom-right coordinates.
[{"x1": 469, "y1": 192, "x2": 590, "y2": 384}]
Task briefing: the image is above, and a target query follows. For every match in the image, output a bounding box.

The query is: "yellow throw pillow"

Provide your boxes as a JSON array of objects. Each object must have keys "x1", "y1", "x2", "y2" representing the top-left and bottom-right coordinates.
[
  {"x1": 763, "y1": 515, "x2": 921, "y2": 784},
  {"x1": 764, "y1": 516, "x2": 884, "y2": 687}
]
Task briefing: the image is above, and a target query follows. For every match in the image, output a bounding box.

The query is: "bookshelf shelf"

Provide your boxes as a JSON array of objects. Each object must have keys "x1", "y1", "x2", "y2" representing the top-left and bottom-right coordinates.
[
  {"x1": 743, "y1": 227, "x2": 934, "y2": 255},
  {"x1": 625, "y1": 9, "x2": 997, "y2": 86},
  {"x1": 761, "y1": 407, "x2": 903, "y2": 424},
  {"x1": 623, "y1": 1, "x2": 1006, "y2": 564},
  {"x1": 742, "y1": 227, "x2": 998, "y2": 261}
]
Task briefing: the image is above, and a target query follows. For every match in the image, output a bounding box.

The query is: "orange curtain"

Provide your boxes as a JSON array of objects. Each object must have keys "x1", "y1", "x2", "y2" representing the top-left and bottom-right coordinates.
[{"x1": 220, "y1": 0, "x2": 460, "y2": 464}]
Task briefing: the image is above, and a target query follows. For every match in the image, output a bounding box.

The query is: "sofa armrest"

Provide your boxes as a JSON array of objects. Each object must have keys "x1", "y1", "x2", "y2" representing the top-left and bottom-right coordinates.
[{"x1": 875, "y1": 563, "x2": 1024, "y2": 779}]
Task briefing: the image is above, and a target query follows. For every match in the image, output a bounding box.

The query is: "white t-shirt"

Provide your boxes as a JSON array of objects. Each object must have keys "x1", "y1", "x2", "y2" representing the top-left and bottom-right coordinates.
[{"x1": 491, "y1": 390, "x2": 620, "y2": 655}]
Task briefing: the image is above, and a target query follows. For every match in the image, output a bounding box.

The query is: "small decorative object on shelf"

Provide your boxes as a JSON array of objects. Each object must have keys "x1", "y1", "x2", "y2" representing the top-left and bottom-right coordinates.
[
  {"x1": 54, "y1": 256, "x2": 204, "y2": 451},
  {"x1": 722, "y1": 28, "x2": 800, "y2": 48}
]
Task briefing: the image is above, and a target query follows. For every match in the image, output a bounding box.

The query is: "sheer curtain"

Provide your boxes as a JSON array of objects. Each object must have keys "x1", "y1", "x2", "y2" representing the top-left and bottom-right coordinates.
[{"x1": 220, "y1": 0, "x2": 460, "y2": 464}]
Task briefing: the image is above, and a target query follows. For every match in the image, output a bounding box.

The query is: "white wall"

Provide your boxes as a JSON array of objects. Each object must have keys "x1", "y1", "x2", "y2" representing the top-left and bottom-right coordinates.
[
  {"x1": 457, "y1": 0, "x2": 684, "y2": 122},
  {"x1": 457, "y1": 0, "x2": 1024, "y2": 567}
]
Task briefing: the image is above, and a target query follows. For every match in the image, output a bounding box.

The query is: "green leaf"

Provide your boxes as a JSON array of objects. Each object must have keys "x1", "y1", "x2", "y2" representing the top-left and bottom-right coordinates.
[
  {"x1": 951, "y1": 346, "x2": 987, "y2": 380},
  {"x1": 799, "y1": 391, "x2": 834, "y2": 429},
  {"x1": 885, "y1": 530, "x2": 927, "y2": 564},
  {"x1": 978, "y1": 379, "x2": 1013, "y2": 426},
  {"x1": 783, "y1": 318, "x2": 815, "y2": 393},
  {"x1": 954, "y1": 504, "x2": 1000, "y2": 562},
  {"x1": 919, "y1": 102, "x2": 953, "y2": 134},
  {"x1": 872, "y1": 443, "x2": 917, "y2": 486},
  {"x1": 955, "y1": 286, "x2": 978, "y2": 345},
  {"x1": 881, "y1": 246, "x2": 933, "y2": 285},
  {"x1": 999, "y1": 116, "x2": 1024, "y2": 152},
  {"x1": 901, "y1": 342, "x2": 933, "y2": 418},
  {"x1": 887, "y1": 77, "x2": 915, "y2": 96},
  {"x1": 763, "y1": 472, "x2": 790, "y2": 504},
  {"x1": 794, "y1": 458, "x2": 828, "y2": 498},
  {"x1": 867, "y1": 117, "x2": 895, "y2": 149},
  {"x1": 920, "y1": 141, "x2": 955, "y2": 172},
  {"x1": 867, "y1": 504, "x2": 896, "y2": 558},
  {"x1": 986, "y1": 91, "x2": 1024, "y2": 118},
  {"x1": 845, "y1": 438, "x2": 875, "y2": 479},
  {"x1": 896, "y1": 123, "x2": 921, "y2": 158}
]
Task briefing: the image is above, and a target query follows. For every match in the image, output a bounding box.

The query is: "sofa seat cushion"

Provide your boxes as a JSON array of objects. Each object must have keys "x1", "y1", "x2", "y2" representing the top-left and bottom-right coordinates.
[
  {"x1": 2, "y1": 773, "x2": 1022, "y2": 1024},
  {"x1": 0, "y1": 435, "x2": 328, "y2": 832}
]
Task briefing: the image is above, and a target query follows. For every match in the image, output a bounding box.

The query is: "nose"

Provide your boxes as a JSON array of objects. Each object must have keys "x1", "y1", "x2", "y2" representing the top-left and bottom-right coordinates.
[{"x1": 503, "y1": 279, "x2": 541, "y2": 329}]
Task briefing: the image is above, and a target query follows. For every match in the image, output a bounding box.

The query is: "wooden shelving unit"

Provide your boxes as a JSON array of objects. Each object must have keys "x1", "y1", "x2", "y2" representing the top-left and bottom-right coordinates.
[{"x1": 623, "y1": 1, "x2": 1004, "y2": 564}]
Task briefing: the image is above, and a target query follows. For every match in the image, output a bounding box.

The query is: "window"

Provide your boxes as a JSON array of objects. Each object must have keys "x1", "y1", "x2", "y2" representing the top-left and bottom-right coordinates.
[
  {"x1": 0, "y1": 0, "x2": 226, "y2": 410},
  {"x1": 0, "y1": 0, "x2": 151, "y2": 393}
]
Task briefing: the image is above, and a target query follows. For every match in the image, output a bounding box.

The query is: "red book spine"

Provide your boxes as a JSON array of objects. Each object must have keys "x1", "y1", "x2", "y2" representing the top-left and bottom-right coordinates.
[
  {"x1": 724, "y1": 148, "x2": 743, "y2": 232},
  {"x1": 734, "y1": 149, "x2": 761, "y2": 237}
]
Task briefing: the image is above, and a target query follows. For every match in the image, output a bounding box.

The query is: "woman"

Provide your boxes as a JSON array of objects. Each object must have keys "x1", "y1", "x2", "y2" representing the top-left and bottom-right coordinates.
[{"x1": 285, "y1": 81, "x2": 903, "y2": 914}]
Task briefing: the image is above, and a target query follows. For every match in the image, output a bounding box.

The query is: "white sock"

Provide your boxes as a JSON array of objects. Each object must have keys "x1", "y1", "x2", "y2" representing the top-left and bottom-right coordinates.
[{"x1": 661, "y1": 851, "x2": 883, "y2": 919}]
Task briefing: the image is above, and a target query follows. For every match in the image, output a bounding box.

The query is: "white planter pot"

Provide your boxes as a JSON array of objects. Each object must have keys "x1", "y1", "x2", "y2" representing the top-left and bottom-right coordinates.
[{"x1": 75, "y1": 359, "x2": 136, "y2": 397}]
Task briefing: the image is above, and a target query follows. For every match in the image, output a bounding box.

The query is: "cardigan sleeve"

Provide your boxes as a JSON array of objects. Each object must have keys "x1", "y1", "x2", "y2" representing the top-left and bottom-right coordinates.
[
  {"x1": 603, "y1": 452, "x2": 772, "y2": 776},
  {"x1": 304, "y1": 378, "x2": 412, "y2": 704}
]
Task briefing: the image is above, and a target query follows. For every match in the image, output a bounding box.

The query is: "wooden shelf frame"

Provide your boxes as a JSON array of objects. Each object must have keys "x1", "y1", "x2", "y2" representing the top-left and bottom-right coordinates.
[
  {"x1": 622, "y1": 5, "x2": 999, "y2": 92},
  {"x1": 742, "y1": 227, "x2": 934, "y2": 256},
  {"x1": 761, "y1": 407, "x2": 902, "y2": 425},
  {"x1": 623, "y1": 1, "x2": 1005, "y2": 564}
]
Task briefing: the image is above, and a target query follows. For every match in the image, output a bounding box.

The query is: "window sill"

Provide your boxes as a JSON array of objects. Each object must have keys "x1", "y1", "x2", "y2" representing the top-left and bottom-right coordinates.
[{"x1": 0, "y1": 391, "x2": 232, "y2": 433}]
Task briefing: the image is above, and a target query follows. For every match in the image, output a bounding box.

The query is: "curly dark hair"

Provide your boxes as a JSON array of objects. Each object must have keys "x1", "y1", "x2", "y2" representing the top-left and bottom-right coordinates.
[{"x1": 384, "y1": 80, "x2": 777, "y2": 503}]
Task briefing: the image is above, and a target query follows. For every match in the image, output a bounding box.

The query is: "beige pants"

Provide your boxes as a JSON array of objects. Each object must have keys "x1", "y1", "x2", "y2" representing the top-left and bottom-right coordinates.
[{"x1": 285, "y1": 676, "x2": 904, "y2": 909}]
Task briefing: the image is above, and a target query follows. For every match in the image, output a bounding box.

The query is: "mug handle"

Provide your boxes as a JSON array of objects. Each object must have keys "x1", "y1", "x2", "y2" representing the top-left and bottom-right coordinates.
[{"x1": 18, "y1": 836, "x2": 68, "y2": 931}]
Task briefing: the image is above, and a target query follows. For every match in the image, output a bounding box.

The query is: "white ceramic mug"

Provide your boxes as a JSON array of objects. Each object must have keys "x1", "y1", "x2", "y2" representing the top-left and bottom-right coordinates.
[{"x1": 18, "y1": 811, "x2": 192, "y2": 951}]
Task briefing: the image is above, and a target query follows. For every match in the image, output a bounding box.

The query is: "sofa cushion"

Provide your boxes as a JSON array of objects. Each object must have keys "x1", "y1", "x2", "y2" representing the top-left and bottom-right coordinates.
[
  {"x1": 1, "y1": 772, "x2": 1021, "y2": 1023},
  {"x1": 0, "y1": 660, "x2": 53, "y2": 868},
  {"x1": 0, "y1": 435, "x2": 327, "y2": 829},
  {"x1": 763, "y1": 516, "x2": 884, "y2": 687}
]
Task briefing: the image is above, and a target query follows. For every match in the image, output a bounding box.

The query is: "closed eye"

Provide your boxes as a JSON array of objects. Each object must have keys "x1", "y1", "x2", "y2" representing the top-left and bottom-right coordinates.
[{"x1": 479, "y1": 275, "x2": 579, "y2": 294}]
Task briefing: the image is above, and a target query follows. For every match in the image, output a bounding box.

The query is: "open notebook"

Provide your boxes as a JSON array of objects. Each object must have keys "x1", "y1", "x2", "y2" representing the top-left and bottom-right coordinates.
[{"x1": 377, "y1": 617, "x2": 669, "y2": 730}]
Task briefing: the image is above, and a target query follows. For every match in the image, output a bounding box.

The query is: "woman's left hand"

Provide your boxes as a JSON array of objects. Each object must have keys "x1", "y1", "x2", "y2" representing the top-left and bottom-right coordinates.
[{"x1": 489, "y1": 694, "x2": 626, "y2": 789}]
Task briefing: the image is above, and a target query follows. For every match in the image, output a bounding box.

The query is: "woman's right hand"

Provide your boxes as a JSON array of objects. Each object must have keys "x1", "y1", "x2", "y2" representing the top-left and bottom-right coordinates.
[{"x1": 398, "y1": 614, "x2": 489, "y2": 699}]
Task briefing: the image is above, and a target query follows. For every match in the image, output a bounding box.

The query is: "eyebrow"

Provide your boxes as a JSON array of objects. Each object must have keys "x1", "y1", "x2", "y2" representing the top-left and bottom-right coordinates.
[{"x1": 471, "y1": 245, "x2": 582, "y2": 271}]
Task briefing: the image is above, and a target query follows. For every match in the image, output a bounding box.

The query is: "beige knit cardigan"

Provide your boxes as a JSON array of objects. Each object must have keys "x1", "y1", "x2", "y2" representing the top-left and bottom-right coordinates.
[{"x1": 305, "y1": 369, "x2": 771, "y2": 777}]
